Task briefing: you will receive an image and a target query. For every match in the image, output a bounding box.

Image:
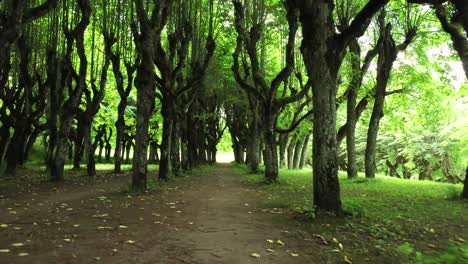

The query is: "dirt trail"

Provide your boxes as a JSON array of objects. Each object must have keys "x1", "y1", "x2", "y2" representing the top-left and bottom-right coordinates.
[{"x1": 0, "y1": 164, "x2": 322, "y2": 264}]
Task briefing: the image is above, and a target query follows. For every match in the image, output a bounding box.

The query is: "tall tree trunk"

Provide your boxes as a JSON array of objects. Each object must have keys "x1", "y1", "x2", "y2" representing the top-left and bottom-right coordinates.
[
  {"x1": 125, "y1": 137, "x2": 132, "y2": 163},
  {"x1": 296, "y1": 0, "x2": 388, "y2": 214},
  {"x1": 279, "y1": 134, "x2": 288, "y2": 168},
  {"x1": 148, "y1": 141, "x2": 158, "y2": 164},
  {"x1": 346, "y1": 39, "x2": 361, "y2": 179},
  {"x1": 287, "y1": 134, "x2": 297, "y2": 169},
  {"x1": 52, "y1": 116, "x2": 76, "y2": 181},
  {"x1": 171, "y1": 120, "x2": 181, "y2": 175},
  {"x1": 298, "y1": 0, "x2": 343, "y2": 214},
  {"x1": 263, "y1": 113, "x2": 278, "y2": 182},
  {"x1": 5, "y1": 121, "x2": 28, "y2": 175},
  {"x1": 365, "y1": 24, "x2": 396, "y2": 179},
  {"x1": 292, "y1": 137, "x2": 304, "y2": 169},
  {"x1": 112, "y1": 62, "x2": 133, "y2": 173},
  {"x1": 132, "y1": 55, "x2": 155, "y2": 189},
  {"x1": 159, "y1": 97, "x2": 174, "y2": 180},
  {"x1": 87, "y1": 139, "x2": 96, "y2": 177},
  {"x1": 73, "y1": 114, "x2": 89, "y2": 169},
  {"x1": 246, "y1": 118, "x2": 260, "y2": 173},
  {"x1": 299, "y1": 134, "x2": 310, "y2": 169}
]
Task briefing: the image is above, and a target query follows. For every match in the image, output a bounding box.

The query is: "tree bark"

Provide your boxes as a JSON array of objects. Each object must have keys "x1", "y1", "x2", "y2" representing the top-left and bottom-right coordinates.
[
  {"x1": 292, "y1": 137, "x2": 304, "y2": 169},
  {"x1": 246, "y1": 117, "x2": 260, "y2": 173},
  {"x1": 365, "y1": 24, "x2": 397, "y2": 179},
  {"x1": 299, "y1": 134, "x2": 310, "y2": 169},
  {"x1": 132, "y1": 53, "x2": 155, "y2": 189},
  {"x1": 113, "y1": 62, "x2": 134, "y2": 173},
  {"x1": 296, "y1": 0, "x2": 388, "y2": 213},
  {"x1": 462, "y1": 165, "x2": 468, "y2": 199},
  {"x1": 346, "y1": 39, "x2": 361, "y2": 179},
  {"x1": 171, "y1": 119, "x2": 181, "y2": 175},
  {"x1": 159, "y1": 97, "x2": 175, "y2": 180},
  {"x1": 278, "y1": 133, "x2": 288, "y2": 168},
  {"x1": 287, "y1": 134, "x2": 297, "y2": 170},
  {"x1": 263, "y1": 112, "x2": 279, "y2": 182}
]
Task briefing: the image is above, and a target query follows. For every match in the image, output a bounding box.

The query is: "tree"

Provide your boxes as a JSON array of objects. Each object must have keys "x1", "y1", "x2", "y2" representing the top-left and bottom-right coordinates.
[
  {"x1": 232, "y1": 0, "x2": 313, "y2": 182},
  {"x1": 131, "y1": 0, "x2": 171, "y2": 190},
  {"x1": 155, "y1": 0, "x2": 215, "y2": 180},
  {"x1": 293, "y1": 0, "x2": 389, "y2": 213},
  {"x1": 47, "y1": 0, "x2": 92, "y2": 181},
  {"x1": 408, "y1": 0, "x2": 467, "y2": 78}
]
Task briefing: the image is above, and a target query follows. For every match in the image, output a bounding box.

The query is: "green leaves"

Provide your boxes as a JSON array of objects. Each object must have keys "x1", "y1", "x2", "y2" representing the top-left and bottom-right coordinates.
[{"x1": 398, "y1": 242, "x2": 414, "y2": 255}]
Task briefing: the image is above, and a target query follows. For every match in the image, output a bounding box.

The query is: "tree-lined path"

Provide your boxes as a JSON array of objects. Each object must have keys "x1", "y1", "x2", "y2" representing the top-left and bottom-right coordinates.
[
  {"x1": 0, "y1": 165, "x2": 324, "y2": 264},
  {"x1": 1, "y1": 164, "x2": 466, "y2": 263},
  {"x1": 1, "y1": 0, "x2": 467, "y2": 262}
]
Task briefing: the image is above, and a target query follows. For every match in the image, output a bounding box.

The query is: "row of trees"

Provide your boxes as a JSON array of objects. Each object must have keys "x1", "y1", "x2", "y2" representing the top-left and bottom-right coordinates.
[
  {"x1": 0, "y1": 0, "x2": 466, "y2": 213},
  {"x1": 226, "y1": 0, "x2": 467, "y2": 211}
]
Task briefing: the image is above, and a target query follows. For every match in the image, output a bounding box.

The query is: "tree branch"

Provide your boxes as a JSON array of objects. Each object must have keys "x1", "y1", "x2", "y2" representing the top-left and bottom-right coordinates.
[{"x1": 337, "y1": 0, "x2": 390, "y2": 43}]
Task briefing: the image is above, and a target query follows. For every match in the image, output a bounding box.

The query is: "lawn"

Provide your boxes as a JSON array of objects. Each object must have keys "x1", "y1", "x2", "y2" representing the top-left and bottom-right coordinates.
[{"x1": 233, "y1": 164, "x2": 468, "y2": 263}]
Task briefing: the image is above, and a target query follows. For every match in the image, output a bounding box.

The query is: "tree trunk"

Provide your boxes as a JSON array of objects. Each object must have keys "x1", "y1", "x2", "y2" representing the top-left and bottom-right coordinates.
[
  {"x1": 287, "y1": 134, "x2": 296, "y2": 169},
  {"x1": 365, "y1": 24, "x2": 396, "y2": 179},
  {"x1": 132, "y1": 53, "x2": 155, "y2": 190},
  {"x1": 5, "y1": 121, "x2": 28, "y2": 175},
  {"x1": 299, "y1": 134, "x2": 310, "y2": 169},
  {"x1": 98, "y1": 141, "x2": 104, "y2": 162},
  {"x1": 187, "y1": 114, "x2": 198, "y2": 167},
  {"x1": 292, "y1": 137, "x2": 304, "y2": 169},
  {"x1": 159, "y1": 97, "x2": 174, "y2": 180},
  {"x1": 114, "y1": 119, "x2": 124, "y2": 171},
  {"x1": 125, "y1": 135, "x2": 134, "y2": 163},
  {"x1": 263, "y1": 113, "x2": 278, "y2": 182},
  {"x1": 105, "y1": 143, "x2": 111, "y2": 162},
  {"x1": 171, "y1": 120, "x2": 181, "y2": 175},
  {"x1": 112, "y1": 61, "x2": 133, "y2": 173},
  {"x1": 148, "y1": 141, "x2": 158, "y2": 164},
  {"x1": 68, "y1": 141, "x2": 73, "y2": 161},
  {"x1": 87, "y1": 138, "x2": 96, "y2": 177},
  {"x1": 23, "y1": 133, "x2": 36, "y2": 162},
  {"x1": 246, "y1": 117, "x2": 260, "y2": 173},
  {"x1": 462, "y1": 166, "x2": 468, "y2": 199},
  {"x1": 299, "y1": 2, "x2": 342, "y2": 212},
  {"x1": 385, "y1": 160, "x2": 400, "y2": 178},
  {"x1": 73, "y1": 115, "x2": 90, "y2": 169},
  {"x1": 0, "y1": 125, "x2": 10, "y2": 165},
  {"x1": 278, "y1": 134, "x2": 288, "y2": 168},
  {"x1": 52, "y1": 119, "x2": 75, "y2": 181},
  {"x1": 346, "y1": 39, "x2": 361, "y2": 179},
  {"x1": 310, "y1": 76, "x2": 342, "y2": 212}
]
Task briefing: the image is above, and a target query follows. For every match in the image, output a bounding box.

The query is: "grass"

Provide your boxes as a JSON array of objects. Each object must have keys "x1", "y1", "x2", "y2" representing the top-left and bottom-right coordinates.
[
  {"x1": 232, "y1": 164, "x2": 468, "y2": 263},
  {"x1": 145, "y1": 164, "x2": 216, "y2": 192}
]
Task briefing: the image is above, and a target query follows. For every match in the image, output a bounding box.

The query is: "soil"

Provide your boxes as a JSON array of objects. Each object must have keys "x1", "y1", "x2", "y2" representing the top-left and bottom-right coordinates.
[{"x1": 0, "y1": 164, "x2": 335, "y2": 264}]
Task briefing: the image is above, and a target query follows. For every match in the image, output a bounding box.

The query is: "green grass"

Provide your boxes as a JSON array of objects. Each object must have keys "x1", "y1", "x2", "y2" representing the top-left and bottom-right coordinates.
[{"x1": 232, "y1": 164, "x2": 468, "y2": 263}]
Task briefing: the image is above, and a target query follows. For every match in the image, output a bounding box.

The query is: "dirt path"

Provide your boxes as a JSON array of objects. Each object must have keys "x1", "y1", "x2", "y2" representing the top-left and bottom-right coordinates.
[{"x1": 0, "y1": 164, "x2": 323, "y2": 264}]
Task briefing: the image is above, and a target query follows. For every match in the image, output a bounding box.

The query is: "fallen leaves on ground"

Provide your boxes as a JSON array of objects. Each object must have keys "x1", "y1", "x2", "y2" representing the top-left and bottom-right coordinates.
[
  {"x1": 276, "y1": 239, "x2": 285, "y2": 246},
  {"x1": 11, "y1": 243, "x2": 24, "y2": 247},
  {"x1": 250, "y1": 253, "x2": 261, "y2": 258}
]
